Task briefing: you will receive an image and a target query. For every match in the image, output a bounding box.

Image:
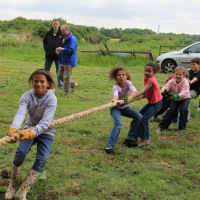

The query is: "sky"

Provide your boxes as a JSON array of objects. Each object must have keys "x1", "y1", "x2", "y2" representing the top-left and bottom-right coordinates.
[{"x1": 0, "y1": 0, "x2": 199, "y2": 35}]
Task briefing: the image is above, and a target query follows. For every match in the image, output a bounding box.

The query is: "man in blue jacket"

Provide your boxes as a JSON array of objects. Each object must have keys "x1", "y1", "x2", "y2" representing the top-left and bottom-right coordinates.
[
  {"x1": 43, "y1": 19, "x2": 63, "y2": 88},
  {"x1": 56, "y1": 24, "x2": 78, "y2": 95}
]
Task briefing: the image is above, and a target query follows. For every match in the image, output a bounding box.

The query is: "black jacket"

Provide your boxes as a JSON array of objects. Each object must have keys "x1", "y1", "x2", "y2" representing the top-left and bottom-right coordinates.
[{"x1": 43, "y1": 27, "x2": 63, "y2": 60}]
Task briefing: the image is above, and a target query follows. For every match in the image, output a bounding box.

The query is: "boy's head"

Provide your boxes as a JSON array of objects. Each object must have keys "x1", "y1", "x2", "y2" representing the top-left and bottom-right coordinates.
[{"x1": 191, "y1": 57, "x2": 200, "y2": 73}]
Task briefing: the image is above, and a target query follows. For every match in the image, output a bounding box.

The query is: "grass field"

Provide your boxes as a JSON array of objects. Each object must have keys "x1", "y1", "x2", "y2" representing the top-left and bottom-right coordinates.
[{"x1": 0, "y1": 44, "x2": 200, "y2": 199}]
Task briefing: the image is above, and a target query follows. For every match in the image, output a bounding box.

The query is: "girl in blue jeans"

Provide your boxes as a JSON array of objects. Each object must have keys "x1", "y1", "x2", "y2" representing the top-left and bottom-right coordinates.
[
  {"x1": 105, "y1": 67, "x2": 142, "y2": 155},
  {"x1": 5, "y1": 69, "x2": 57, "y2": 200},
  {"x1": 133, "y1": 62, "x2": 162, "y2": 147}
]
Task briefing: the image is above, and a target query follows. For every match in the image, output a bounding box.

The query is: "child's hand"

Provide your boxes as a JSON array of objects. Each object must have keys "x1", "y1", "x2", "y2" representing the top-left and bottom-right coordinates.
[
  {"x1": 161, "y1": 89, "x2": 170, "y2": 98},
  {"x1": 112, "y1": 100, "x2": 125, "y2": 106},
  {"x1": 124, "y1": 96, "x2": 134, "y2": 104},
  {"x1": 17, "y1": 129, "x2": 36, "y2": 141},
  {"x1": 169, "y1": 92, "x2": 180, "y2": 99},
  {"x1": 8, "y1": 128, "x2": 17, "y2": 137},
  {"x1": 8, "y1": 128, "x2": 19, "y2": 143}
]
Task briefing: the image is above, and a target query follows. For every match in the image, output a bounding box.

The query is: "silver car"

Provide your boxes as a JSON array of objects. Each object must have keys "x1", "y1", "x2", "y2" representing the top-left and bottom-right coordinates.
[{"x1": 155, "y1": 41, "x2": 200, "y2": 73}]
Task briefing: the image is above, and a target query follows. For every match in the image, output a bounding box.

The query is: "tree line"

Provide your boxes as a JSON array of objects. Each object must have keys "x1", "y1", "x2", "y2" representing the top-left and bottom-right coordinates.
[{"x1": 0, "y1": 17, "x2": 200, "y2": 44}]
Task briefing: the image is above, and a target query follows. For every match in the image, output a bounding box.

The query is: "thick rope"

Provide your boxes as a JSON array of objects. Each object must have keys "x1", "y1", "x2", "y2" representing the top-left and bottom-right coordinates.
[{"x1": 0, "y1": 100, "x2": 124, "y2": 147}]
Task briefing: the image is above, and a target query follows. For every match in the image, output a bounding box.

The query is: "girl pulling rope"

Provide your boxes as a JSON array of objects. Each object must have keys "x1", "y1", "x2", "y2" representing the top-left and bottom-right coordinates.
[
  {"x1": 4, "y1": 69, "x2": 57, "y2": 200},
  {"x1": 2, "y1": 68, "x2": 125, "y2": 200}
]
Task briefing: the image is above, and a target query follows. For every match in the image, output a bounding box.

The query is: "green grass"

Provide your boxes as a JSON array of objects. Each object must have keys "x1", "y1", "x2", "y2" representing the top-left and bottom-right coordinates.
[{"x1": 0, "y1": 40, "x2": 200, "y2": 200}]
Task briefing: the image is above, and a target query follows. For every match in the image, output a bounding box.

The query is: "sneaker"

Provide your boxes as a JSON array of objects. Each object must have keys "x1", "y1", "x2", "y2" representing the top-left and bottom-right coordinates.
[
  {"x1": 155, "y1": 127, "x2": 162, "y2": 133},
  {"x1": 123, "y1": 139, "x2": 138, "y2": 147},
  {"x1": 149, "y1": 115, "x2": 157, "y2": 122},
  {"x1": 197, "y1": 107, "x2": 200, "y2": 111},
  {"x1": 138, "y1": 139, "x2": 150, "y2": 147},
  {"x1": 64, "y1": 92, "x2": 70, "y2": 96},
  {"x1": 105, "y1": 147, "x2": 115, "y2": 155},
  {"x1": 70, "y1": 83, "x2": 78, "y2": 93},
  {"x1": 173, "y1": 118, "x2": 179, "y2": 125},
  {"x1": 58, "y1": 85, "x2": 63, "y2": 89}
]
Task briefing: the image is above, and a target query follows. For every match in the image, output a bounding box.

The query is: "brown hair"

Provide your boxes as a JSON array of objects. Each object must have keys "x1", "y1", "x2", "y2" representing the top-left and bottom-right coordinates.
[
  {"x1": 109, "y1": 66, "x2": 131, "y2": 81},
  {"x1": 28, "y1": 69, "x2": 56, "y2": 89},
  {"x1": 184, "y1": 68, "x2": 189, "y2": 78},
  {"x1": 191, "y1": 57, "x2": 200, "y2": 64},
  {"x1": 145, "y1": 62, "x2": 160, "y2": 73},
  {"x1": 52, "y1": 18, "x2": 59, "y2": 23},
  {"x1": 174, "y1": 66, "x2": 187, "y2": 76}
]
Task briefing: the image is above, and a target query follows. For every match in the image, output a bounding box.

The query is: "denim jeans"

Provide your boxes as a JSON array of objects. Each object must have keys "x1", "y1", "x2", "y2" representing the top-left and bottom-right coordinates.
[
  {"x1": 159, "y1": 98, "x2": 190, "y2": 130},
  {"x1": 44, "y1": 58, "x2": 63, "y2": 87},
  {"x1": 154, "y1": 97, "x2": 171, "y2": 117},
  {"x1": 139, "y1": 100, "x2": 163, "y2": 140},
  {"x1": 13, "y1": 134, "x2": 54, "y2": 173},
  {"x1": 106, "y1": 106, "x2": 142, "y2": 148}
]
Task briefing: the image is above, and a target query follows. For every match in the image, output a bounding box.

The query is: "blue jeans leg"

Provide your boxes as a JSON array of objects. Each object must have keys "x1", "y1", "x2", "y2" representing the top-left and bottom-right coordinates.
[
  {"x1": 54, "y1": 60, "x2": 63, "y2": 87},
  {"x1": 44, "y1": 58, "x2": 53, "y2": 71},
  {"x1": 121, "y1": 107, "x2": 142, "y2": 141},
  {"x1": 139, "y1": 100, "x2": 162, "y2": 139},
  {"x1": 13, "y1": 134, "x2": 54, "y2": 173},
  {"x1": 44, "y1": 58, "x2": 63, "y2": 87},
  {"x1": 13, "y1": 140, "x2": 34, "y2": 167},
  {"x1": 106, "y1": 108, "x2": 122, "y2": 148}
]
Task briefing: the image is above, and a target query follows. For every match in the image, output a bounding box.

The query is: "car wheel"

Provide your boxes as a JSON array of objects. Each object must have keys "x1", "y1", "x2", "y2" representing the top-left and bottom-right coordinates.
[{"x1": 162, "y1": 60, "x2": 177, "y2": 73}]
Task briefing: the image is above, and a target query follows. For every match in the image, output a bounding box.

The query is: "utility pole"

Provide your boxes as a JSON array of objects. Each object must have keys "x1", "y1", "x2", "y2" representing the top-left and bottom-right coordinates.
[{"x1": 158, "y1": 25, "x2": 160, "y2": 34}]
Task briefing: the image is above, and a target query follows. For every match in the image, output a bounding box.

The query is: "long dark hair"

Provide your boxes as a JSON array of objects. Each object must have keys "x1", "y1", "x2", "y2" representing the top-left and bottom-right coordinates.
[{"x1": 28, "y1": 69, "x2": 56, "y2": 89}]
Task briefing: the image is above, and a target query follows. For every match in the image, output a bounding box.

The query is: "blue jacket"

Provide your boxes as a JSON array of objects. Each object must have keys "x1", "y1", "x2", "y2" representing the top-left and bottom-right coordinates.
[{"x1": 60, "y1": 32, "x2": 77, "y2": 67}]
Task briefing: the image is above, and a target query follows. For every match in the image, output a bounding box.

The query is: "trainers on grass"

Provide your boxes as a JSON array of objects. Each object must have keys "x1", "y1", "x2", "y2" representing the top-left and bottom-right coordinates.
[{"x1": 105, "y1": 147, "x2": 115, "y2": 155}]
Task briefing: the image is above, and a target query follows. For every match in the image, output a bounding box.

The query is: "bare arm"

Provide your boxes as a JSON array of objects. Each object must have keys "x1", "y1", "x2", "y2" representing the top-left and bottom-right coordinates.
[
  {"x1": 189, "y1": 77, "x2": 198, "y2": 85},
  {"x1": 134, "y1": 82, "x2": 153, "y2": 99},
  {"x1": 112, "y1": 95, "x2": 119, "y2": 102}
]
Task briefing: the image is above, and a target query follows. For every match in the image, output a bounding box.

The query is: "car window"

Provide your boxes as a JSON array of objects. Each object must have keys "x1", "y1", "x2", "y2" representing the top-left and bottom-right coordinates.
[{"x1": 188, "y1": 43, "x2": 200, "y2": 53}]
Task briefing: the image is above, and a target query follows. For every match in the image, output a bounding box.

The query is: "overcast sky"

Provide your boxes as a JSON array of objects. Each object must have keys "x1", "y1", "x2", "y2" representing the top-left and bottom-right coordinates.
[{"x1": 0, "y1": 0, "x2": 199, "y2": 35}]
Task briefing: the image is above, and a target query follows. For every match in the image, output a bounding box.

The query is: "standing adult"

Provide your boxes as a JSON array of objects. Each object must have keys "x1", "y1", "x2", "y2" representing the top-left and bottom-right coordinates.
[
  {"x1": 43, "y1": 18, "x2": 63, "y2": 88},
  {"x1": 56, "y1": 24, "x2": 78, "y2": 95}
]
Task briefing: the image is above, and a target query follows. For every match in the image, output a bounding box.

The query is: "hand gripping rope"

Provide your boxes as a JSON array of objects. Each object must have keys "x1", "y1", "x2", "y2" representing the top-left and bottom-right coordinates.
[{"x1": 0, "y1": 100, "x2": 125, "y2": 147}]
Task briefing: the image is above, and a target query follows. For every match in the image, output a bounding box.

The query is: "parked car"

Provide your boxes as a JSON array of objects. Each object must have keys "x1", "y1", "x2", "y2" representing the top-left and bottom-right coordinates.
[{"x1": 155, "y1": 41, "x2": 200, "y2": 73}]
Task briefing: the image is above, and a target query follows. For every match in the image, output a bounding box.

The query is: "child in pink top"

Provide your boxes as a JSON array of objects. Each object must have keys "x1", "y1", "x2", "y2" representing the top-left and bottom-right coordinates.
[
  {"x1": 133, "y1": 62, "x2": 162, "y2": 147},
  {"x1": 156, "y1": 66, "x2": 190, "y2": 132}
]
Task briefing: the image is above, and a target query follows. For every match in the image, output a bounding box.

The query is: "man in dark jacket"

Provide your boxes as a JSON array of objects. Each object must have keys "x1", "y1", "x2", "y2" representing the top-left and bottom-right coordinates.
[
  {"x1": 43, "y1": 19, "x2": 63, "y2": 88},
  {"x1": 56, "y1": 24, "x2": 78, "y2": 95}
]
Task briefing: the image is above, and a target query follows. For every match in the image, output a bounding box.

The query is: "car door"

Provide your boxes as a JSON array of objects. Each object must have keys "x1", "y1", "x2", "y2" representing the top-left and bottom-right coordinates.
[{"x1": 179, "y1": 43, "x2": 200, "y2": 68}]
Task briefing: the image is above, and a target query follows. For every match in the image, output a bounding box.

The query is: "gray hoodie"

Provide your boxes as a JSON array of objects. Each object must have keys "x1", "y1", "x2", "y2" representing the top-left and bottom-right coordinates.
[{"x1": 11, "y1": 89, "x2": 57, "y2": 137}]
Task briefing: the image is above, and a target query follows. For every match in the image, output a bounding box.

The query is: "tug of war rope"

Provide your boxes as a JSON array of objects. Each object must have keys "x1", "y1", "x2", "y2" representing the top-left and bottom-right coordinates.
[{"x1": 0, "y1": 100, "x2": 125, "y2": 147}]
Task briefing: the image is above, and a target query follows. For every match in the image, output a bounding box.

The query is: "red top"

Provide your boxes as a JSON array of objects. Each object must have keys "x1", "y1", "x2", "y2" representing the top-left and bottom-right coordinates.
[
  {"x1": 144, "y1": 76, "x2": 162, "y2": 104},
  {"x1": 165, "y1": 74, "x2": 174, "y2": 83}
]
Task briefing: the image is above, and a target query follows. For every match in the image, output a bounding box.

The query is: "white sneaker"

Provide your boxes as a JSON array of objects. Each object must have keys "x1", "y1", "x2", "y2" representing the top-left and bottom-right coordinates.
[{"x1": 70, "y1": 83, "x2": 78, "y2": 93}]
